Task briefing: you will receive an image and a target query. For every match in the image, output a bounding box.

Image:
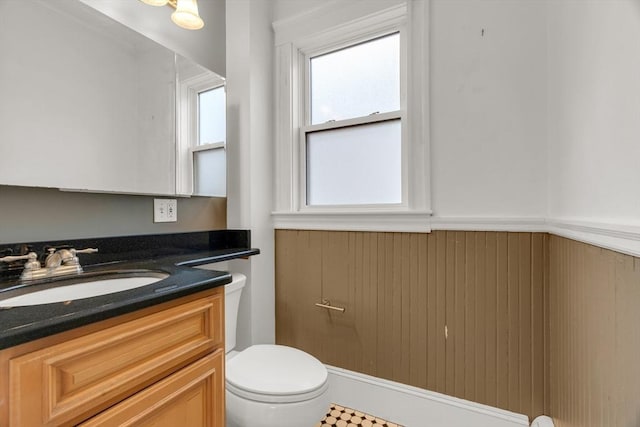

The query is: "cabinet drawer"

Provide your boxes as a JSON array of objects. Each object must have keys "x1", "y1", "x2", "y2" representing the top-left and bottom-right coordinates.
[
  {"x1": 79, "y1": 349, "x2": 224, "y2": 427},
  {"x1": 9, "y1": 292, "x2": 223, "y2": 427}
]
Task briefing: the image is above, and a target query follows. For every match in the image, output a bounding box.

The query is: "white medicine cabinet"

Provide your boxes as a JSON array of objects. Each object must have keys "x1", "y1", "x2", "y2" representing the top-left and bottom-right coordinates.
[{"x1": 0, "y1": 0, "x2": 225, "y2": 197}]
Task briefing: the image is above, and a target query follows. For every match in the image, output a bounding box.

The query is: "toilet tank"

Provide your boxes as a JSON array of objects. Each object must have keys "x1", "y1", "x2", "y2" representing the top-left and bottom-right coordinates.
[{"x1": 224, "y1": 273, "x2": 246, "y2": 352}]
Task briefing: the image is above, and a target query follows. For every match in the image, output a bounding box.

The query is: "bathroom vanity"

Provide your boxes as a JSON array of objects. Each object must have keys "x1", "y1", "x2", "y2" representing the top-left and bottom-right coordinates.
[
  {"x1": 0, "y1": 289, "x2": 224, "y2": 426},
  {"x1": 0, "y1": 230, "x2": 259, "y2": 427}
]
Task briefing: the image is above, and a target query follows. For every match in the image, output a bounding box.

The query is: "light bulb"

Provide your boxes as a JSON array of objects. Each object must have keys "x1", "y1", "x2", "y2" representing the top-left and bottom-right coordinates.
[
  {"x1": 139, "y1": 0, "x2": 169, "y2": 6},
  {"x1": 171, "y1": 0, "x2": 204, "y2": 30}
]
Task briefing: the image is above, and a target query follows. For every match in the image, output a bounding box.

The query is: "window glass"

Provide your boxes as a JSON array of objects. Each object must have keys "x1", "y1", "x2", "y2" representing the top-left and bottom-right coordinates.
[
  {"x1": 194, "y1": 147, "x2": 226, "y2": 196},
  {"x1": 310, "y1": 33, "x2": 400, "y2": 125},
  {"x1": 306, "y1": 119, "x2": 401, "y2": 205},
  {"x1": 198, "y1": 87, "x2": 225, "y2": 145}
]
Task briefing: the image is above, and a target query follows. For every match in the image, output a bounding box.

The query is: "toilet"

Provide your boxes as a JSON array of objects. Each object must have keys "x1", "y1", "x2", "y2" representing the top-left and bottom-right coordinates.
[{"x1": 224, "y1": 273, "x2": 330, "y2": 427}]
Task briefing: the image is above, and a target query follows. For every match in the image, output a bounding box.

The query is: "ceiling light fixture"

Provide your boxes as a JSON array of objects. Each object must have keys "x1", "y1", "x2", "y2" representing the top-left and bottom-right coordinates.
[
  {"x1": 140, "y1": 0, "x2": 168, "y2": 6},
  {"x1": 171, "y1": 0, "x2": 205, "y2": 30},
  {"x1": 139, "y1": 0, "x2": 204, "y2": 31}
]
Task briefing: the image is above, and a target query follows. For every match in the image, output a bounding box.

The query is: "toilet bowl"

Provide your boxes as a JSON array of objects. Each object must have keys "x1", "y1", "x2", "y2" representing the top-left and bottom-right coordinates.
[{"x1": 224, "y1": 273, "x2": 330, "y2": 427}]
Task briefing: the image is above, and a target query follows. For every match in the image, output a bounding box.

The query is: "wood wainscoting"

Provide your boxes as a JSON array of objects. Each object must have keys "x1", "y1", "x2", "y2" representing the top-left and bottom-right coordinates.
[
  {"x1": 549, "y1": 236, "x2": 640, "y2": 427},
  {"x1": 275, "y1": 230, "x2": 550, "y2": 420}
]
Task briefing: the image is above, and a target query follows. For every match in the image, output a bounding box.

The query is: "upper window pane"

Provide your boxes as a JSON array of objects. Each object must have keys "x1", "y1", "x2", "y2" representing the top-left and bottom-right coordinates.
[
  {"x1": 310, "y1": 33, "x2": 400, "y2": 125},
  {"x1": 198, "y1": 86, "x2": 225, "y2": 145}
]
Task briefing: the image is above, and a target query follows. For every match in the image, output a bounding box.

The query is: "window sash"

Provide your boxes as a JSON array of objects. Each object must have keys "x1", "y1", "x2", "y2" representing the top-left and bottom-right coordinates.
[
  {"x1": 192, "y1": 145, "x2": 226, "y2": 197},
  {"x1": 305, "y1": 118, "x2": 402, "y2": 207},
  {"x1": 197, "y1": 86, "x2": 226, "y2": 146},
  {"x1": 299, "y1": 28, "x2": 408, "y2": 210},
  {"x1": 308, "y1": 32, "x2": 401, "y2": 125}
]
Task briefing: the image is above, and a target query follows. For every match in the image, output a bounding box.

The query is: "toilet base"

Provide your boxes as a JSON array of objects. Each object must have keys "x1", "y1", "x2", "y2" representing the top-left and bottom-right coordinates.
[{"x1": 226, "y1": 387, "x2": 330, "y2": 427}]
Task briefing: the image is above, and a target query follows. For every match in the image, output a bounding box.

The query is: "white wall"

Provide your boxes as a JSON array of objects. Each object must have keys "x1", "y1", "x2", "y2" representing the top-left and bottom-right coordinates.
[
  {"x1": 226, "y1": 0, "x2": 275, "y2": 348},
  {"x1": 273, "y1": 0, "x2": 326, "y2": 19},
  {"x1": 430, "y1": 0, "x2": 547, "y2": 219},
  {"x1": 547, "y1": 0, "x2": 640, "y2": 228}
]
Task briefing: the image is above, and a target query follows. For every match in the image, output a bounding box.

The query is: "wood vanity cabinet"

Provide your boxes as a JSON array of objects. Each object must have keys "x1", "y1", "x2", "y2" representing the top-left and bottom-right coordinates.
[{"x1": 0, "y1": 287, "x2": 225, "y2": 427}]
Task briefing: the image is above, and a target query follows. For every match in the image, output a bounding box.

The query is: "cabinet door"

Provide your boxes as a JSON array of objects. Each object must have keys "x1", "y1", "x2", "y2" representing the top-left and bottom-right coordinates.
[
  {"x1": 79, "y1": 349, "x2": 224, "y2": 427},
  {"x1": 8, "y1": 293, "x2": 223, "y2": 426}
]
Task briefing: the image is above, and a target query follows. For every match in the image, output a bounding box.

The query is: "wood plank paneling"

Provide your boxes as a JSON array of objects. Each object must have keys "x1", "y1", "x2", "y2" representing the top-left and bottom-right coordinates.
[
  {"x1": 484, "y1": 232, "x2": 498, "y2": 407},
  {"x1": 549, "y1": 236, "x2": 640, "y2": 427},
  {"x1": 496, "y1": 232, "x2": 510, "y2": 410},
  {"x1": 275, "y1": 230, "x2": 549, "y2": 420}
]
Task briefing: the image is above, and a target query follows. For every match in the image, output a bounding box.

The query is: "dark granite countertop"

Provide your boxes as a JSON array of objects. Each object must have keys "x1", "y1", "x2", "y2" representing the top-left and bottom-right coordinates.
[{"x1": 0, "y1": 230, "x2": 259, "y2": 350}]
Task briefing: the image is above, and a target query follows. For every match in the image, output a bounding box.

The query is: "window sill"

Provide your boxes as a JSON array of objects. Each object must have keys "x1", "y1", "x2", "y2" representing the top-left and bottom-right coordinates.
[{"x1": 272, "y1": 210, "x2": 432, "y2": 232}]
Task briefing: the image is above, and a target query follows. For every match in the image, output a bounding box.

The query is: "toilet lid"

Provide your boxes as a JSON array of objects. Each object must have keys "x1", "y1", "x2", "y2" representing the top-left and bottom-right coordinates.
[{"x1": 226, "y1": 345, "x2": 328, "y2": 400}]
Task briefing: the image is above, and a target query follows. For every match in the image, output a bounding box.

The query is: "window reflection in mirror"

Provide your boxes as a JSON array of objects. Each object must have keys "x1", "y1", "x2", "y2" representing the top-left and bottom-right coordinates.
[
  {"x1": 194, "y1": 86, "x2": 226, "y2": 197},
  {"x1": 176, "y1": 56, "x2": 226, "y2": 197}
]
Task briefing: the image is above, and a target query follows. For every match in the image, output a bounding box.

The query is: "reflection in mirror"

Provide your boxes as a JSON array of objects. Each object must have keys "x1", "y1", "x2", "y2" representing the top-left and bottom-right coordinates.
[
  {"x1": 176, "y1": 55, "x2": 226, "y2": 197},
  {"x1": 0, "y1": 0, "x2": 225, "y2": 197}
]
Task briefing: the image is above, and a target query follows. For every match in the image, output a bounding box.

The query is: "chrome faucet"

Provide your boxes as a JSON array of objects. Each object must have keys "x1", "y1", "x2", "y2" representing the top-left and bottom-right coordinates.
[
  {"x1": 0, "y1": 246, "x2": 98, "y2": 281},
  {"x1": 44, "y1": 247, "x2": 99, "y2": 277},
  {"x1": 45, "y1": 247, "x2": 78, "y2": 268}
]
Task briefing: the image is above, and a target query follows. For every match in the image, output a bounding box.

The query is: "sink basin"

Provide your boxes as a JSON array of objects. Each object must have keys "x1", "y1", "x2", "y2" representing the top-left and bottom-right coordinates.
[{"x1": 0, "y1": 272, "x2": 169, "y2": 307}]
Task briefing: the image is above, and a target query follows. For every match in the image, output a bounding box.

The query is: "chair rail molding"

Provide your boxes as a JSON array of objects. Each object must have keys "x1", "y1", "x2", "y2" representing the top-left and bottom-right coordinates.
[
  {"x1": 272, "y1": 210, "x2": 433, "y2": 233},
  {"x1": 272, "y1": 214, "x2": 640, "y2": 257},
  {"x1": 546, "y1": 217, "x2": 640, "y2": 258}
]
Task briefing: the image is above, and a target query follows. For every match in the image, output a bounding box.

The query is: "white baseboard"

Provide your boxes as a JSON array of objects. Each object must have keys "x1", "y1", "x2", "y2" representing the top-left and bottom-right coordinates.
[{"x1": 326, "y1": 365, "x2": 530, "y2": 427}]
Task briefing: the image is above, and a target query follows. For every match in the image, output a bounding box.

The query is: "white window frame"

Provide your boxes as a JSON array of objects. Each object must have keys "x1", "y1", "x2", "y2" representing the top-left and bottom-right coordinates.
[
  {"x1": 176, "y1": 72, "x2": 226, "y2": 196},
  {"x1": 301, "y1": 30, "x2": 406, "y2": 210},
  {"x1": 272, "y1": 0, "x2": 431, "y2": 232}
]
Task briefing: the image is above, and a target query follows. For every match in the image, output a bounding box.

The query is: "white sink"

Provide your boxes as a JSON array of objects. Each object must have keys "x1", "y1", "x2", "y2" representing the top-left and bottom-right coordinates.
[{"x1": 0, "y1": 273, "x2": 169, "y2": 307}]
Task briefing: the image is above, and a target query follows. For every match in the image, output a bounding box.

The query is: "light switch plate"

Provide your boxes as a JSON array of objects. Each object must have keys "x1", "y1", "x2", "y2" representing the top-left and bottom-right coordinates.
[{"x1": 154, "y1": 199, "x2": 177, "y2": 223}]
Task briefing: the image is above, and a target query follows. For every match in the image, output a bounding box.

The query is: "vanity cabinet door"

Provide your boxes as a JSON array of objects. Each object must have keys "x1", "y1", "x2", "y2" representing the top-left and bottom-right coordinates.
[
  {"x1": 7, "y1": 292, "x2": 223, "y2": 426},
  {"x1": 79, "y1": 349, "x2": 225, "y2": 427}
]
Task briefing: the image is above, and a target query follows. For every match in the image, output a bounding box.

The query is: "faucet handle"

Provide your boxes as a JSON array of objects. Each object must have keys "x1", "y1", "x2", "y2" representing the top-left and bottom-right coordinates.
[
  {"x1": 66, "y1": 248, "x2": 98, "y2": 267},
  {"x1": 0, "y1": 252, "x2": 41, "y2": 271},
  {"x1": 73, "y1": 248, "x2": 99, "y2": 255},
  {"x1": 0, "y1": 252, "x2": 38, "y2": 263}
]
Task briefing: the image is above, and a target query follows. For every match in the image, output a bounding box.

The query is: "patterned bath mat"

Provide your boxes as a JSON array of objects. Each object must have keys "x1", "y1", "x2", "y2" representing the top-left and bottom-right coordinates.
[{"x1": 316, "y1": 403, "x2": 403, "y2": 427}]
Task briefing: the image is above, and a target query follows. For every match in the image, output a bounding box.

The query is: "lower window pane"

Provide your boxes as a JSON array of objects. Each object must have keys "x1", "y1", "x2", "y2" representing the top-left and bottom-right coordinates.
[
  {"x1": 306, "y1": 119, "x2": 401, "y2": 206},
  {"x1": 194, "y1": 148, "x2": 226, "y2": 197}
]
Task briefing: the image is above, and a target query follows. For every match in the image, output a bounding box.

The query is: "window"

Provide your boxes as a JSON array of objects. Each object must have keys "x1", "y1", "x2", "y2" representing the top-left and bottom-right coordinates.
[
  {"x1": 273, "y1": 0, "x2": 430, "y2": 231},
  {"x1": 175, "y1": 57, "x2": 226, "y2": 197},
  {"x1": 193, "y1": 86, "x2": 226, "y2": 196},
  {"x1": 305, "y1": 33, "x2": 402, "y2": 206}
]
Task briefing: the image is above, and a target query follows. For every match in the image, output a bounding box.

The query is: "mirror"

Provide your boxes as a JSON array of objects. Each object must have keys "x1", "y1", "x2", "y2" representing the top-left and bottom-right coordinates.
[{"x1": 0, "y1": 0, "x2": 223, "y2": 196}]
